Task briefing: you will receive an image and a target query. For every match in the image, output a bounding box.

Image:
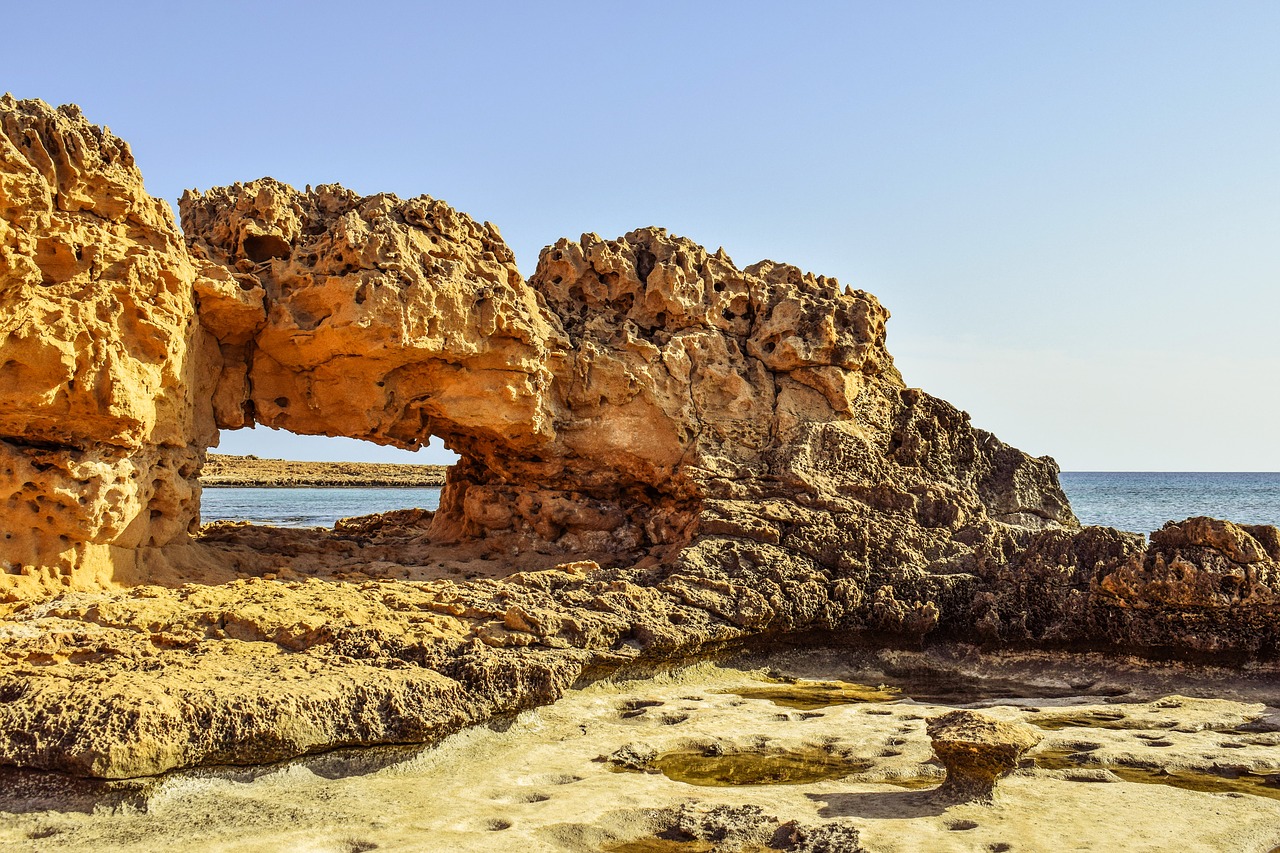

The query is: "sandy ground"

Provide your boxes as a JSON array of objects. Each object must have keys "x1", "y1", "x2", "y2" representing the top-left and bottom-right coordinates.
[
  {"x1": 3, "y1": 649, "x2": 1280, "y2": 852},
  {"x1": 201, "y1": 455, "x2": 449, "y2": 488}
]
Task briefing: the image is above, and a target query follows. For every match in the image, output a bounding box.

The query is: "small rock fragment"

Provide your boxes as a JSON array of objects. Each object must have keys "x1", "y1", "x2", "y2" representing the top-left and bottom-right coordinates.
[{"x1": 602, "y1": 743, "x2": 657, "y2": 771}]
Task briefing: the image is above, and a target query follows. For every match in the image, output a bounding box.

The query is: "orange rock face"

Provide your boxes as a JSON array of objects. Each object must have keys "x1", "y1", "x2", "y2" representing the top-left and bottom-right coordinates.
[
  {"x1": 0, "y1": 95, "x2": 1087, "y2": 602},
  {"x1": 180, "y1": 180, "x2": 557, "y2": 453},
  {"x1": 0, "y1": 96, "x2": 215, "y2": 595},
  {"x1": 15, "y1": 97, "x2": 1280, "y2": 780}
]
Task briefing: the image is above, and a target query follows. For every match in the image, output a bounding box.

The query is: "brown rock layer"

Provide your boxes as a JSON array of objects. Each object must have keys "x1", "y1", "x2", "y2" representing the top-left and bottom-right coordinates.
[
  {"x1": 1, "y1": 97, "x2": 1276, "y2": 779},
  {"x1": 972, "y1": 516, "x2": 1280, "y2": 656}
]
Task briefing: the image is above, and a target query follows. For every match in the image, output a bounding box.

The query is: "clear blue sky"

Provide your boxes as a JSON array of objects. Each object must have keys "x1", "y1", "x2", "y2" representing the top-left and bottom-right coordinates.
[{"x1": 8, "y1": 1, "x2": 1278, "y2": 469}]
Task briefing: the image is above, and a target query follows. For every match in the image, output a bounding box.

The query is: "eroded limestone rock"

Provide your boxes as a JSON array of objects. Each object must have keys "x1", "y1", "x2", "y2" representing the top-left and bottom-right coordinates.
[
  {"x1": 180, "y1": 179, "x2": 558, "y2": 453},
  {"x1": 974, "y1": 516, "x2": 1280, "y2": 655},
  {"x1": 174, "y1": 177, "x2": 1082, "y2": 577},
  {"x1": 0, "y1": 95, "x2": 215, "y2": 597},
  {"x1": 2, "y1": 98, "x2": 1277, "y2": 781},
  {"x1": 927, "y1": 709, "x2": 1042, "y2": 801}
]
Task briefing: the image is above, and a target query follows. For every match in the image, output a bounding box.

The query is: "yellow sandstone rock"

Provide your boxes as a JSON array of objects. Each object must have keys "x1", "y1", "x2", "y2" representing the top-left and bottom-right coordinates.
[
  {"x1": 3, "y1": 97, "x2": 1278, "y2": 780},
  {"x1": 0, "y1": 95, "x2": 217, "y2": 597}
]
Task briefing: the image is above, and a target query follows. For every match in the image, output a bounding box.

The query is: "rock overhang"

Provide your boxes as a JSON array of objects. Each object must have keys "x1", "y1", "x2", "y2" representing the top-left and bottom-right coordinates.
[{"x1": 4, "y1": 97, "x2": 1280, "y2": 779}]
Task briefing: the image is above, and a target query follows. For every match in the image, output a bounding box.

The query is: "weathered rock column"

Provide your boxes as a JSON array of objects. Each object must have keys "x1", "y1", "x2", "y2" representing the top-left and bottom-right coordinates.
[
  {"x1": 0, "y1": 96, "x2": 216, "y2": 597},
  {"x1": 927, "y1": 709, "x2": 1042, "y2": 802}
]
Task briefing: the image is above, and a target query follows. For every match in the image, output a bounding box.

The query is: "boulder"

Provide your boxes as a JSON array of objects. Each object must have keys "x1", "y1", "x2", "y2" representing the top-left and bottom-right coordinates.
[{"x1": 927, "y1": 709, "x2": 1042, "y2": 801}]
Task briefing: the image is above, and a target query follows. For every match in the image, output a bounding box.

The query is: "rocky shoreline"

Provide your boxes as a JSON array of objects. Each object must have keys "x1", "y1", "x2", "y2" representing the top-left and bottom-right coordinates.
[
  {"x1": 3, "y1": 647, "x2": 1279, "y2": 852},
  {"x1": 2, "y1": 95, "x2": 1280, "y2": 849},
  {"x1": 201, "y1": 453, "x2": 449, "y2": 488}
]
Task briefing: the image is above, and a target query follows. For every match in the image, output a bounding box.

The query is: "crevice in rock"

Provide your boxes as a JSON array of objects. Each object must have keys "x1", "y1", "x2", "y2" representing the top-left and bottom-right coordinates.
[{"x1": 0, "y1": 435, "x2": 85, "y2": 454}]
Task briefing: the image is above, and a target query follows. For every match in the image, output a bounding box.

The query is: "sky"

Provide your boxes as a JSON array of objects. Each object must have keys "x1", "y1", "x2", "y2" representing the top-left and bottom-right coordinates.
[{"x1": 6, "y1": 1, "x2": 1278, "y2": 470}]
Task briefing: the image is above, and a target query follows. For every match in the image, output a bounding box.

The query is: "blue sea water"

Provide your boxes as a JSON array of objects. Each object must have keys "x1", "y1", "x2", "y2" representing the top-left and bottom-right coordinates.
[
  {"x1": 1059, "y1": 472, "x2": 1280, "y2": 535},
  {"x1": 200, "y1": 487, "x2": 441, "y2": 528},
  {"x1": 200, "y1": 474, "x2": 1280, "y2": 534}
]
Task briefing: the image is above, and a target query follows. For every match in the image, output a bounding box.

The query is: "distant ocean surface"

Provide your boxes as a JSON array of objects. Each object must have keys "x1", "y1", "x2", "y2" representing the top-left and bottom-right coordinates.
[
  {"x1": 201, "y1": 474, "x2": 1280, "y2": 534},
  {"x1": 201, "y1": 487, "x2": 441, "y2": 527},
  {"x1": 1060, "y1": 472, "x2": 1280, "y2": 535}
]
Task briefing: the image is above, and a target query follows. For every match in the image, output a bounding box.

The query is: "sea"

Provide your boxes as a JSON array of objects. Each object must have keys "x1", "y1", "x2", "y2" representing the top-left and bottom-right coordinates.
[
  {"x1": 200, "y1": 486, "x2": 442, "y2": 528},
  {"x1": 199, "y1": 473, "x2": 1280, "y2": 535},
  {"x1": 1057, "y1": 472, "x2": 1280, "y2": 535}
]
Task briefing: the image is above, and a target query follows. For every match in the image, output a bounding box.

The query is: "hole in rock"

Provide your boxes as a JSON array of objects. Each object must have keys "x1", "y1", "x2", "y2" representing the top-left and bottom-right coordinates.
[
  {"x1": 193, "y1": 428, "x2": 486, "y2": 583},
  {"x1": 635, "y1": 247, "x2": 656, "y2": 283},
  {"x1": 242, "y1": 234, "x2": 291, "y2": 263},
  {"x1": 201, "y1": 430, "x2": 455, "y2": 530}
]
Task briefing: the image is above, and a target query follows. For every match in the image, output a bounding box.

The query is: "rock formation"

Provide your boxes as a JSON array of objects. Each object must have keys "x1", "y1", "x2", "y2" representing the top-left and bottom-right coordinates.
[
  {"x1": 622, "y1": 802, "x2": 864, "y2": 852},
  {"x1": 0, "y1": 96, "x2": 215, "y2": 600},
  {"x1": 1, "y1": 96, "x2": 1278, "y2": 779},
  {"x1": 926, "y1": 709, "x2": 1042, "y2": 801},
  {"x1": 975, "y1": 516, "x2": 1280, "y2": 656},
  {"x1": 175, "y1": 174, "x2": 1079, "y2": 567},
  {"x1": 180, "y1": 180, "x2": 556, "y2": 458}
]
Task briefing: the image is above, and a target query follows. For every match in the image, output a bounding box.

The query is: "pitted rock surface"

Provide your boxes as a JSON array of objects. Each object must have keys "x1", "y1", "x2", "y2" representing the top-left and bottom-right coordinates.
[
  {"x1": 927, "y1": 709, "x2": 1042, "y2": 801},
  {"x1": 0, "y1": 95, "x2": 216, "y2": 597},
  {"x1": 2, "y1": 97, "x2": 1279, "y2": 779}
]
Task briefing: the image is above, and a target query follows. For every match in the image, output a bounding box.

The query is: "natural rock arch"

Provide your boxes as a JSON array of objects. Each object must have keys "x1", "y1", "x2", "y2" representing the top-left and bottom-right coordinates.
[
  {"x1": 0, "y1": 95, "x2": 1078, "y2": 598},
  {"x1": 180, "y1": 176, "x2": 1077, "y2": 571},
  {"x1": 7, "y1": 97, "x2": 1280, "y2": 780}
]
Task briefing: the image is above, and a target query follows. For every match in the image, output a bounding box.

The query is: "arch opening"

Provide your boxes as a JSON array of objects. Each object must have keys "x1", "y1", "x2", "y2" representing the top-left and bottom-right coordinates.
[{"x1": 200, "y1": 430, "x2": 455, "y2": 528}]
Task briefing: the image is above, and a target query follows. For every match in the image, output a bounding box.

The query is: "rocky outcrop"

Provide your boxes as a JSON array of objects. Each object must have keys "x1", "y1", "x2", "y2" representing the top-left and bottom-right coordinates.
[
  {"x1": 969, "y1": 516, "x2": 1280, "y2": 656},
  {"x1": 0, "y1": 96, "x2": 216, "y2": 600},
  {"x1": 1, "y1": 96, "x2": 1080, "y2": 592},
  {"x1": 1107, "y1": 517, "x2": 1280, "y2": 607},
  {"x1": 178, "y1": 178, "x2": 1080, "y2": 564},
  {"x1": 926, "y1": 710, "x2": 1042, "y2": 802},
  {"x1": 1, "y1": 98, "x2": 1276, "y2": 780}
]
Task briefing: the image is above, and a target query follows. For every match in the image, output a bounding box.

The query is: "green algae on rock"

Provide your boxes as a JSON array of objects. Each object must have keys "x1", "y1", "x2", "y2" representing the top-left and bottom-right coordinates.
[{"x1": 649, "y1": 748, "x2": 874, "y2": 787}]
